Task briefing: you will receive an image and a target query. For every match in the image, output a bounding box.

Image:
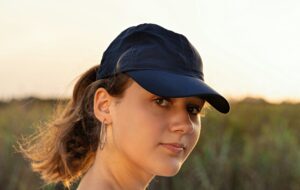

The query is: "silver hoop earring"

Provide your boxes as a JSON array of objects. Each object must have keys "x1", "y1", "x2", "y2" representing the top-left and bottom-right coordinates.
[{"x1": 99, "y1": 122, "x2": 107, "y2": 150}]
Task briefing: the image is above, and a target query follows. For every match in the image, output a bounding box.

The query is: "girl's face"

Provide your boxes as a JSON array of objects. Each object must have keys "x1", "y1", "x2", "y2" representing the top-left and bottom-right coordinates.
[{"x1": 107, "y1": 80, "x2": 205, "y2": 176}]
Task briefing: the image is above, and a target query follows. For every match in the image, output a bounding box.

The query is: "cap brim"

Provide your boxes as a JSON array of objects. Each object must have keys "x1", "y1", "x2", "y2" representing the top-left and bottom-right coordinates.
[{"x1": 126, "y1": 70, "x2": 230, "y2": 113}]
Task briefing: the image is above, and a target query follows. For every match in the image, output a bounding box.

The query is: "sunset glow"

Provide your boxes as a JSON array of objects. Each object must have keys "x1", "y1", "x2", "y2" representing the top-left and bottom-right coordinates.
[{"x1": 1, "y1": 0, "x2": 299, "y2": 103}]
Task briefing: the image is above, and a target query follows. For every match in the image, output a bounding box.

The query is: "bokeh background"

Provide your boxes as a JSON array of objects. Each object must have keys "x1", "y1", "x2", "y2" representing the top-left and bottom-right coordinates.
[{"x1": 1, "y1": 0, "x2": 299, "y2": 189}]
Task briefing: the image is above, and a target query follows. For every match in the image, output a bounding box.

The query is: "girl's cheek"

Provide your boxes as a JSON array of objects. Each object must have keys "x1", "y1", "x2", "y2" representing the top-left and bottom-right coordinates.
[{"x1": 147, "y1": 103, "x2": 170, "y2": 119}]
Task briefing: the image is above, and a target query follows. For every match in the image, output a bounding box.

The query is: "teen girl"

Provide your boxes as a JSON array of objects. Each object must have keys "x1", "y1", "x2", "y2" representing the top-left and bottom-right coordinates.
[{"x1": 19, "y1": 23, "x2": 230, "y2": 190}]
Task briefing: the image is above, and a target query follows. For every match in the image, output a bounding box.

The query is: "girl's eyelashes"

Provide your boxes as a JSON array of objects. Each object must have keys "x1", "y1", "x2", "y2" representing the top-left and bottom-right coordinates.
[
  {"x1": 186, "y1": 104, "x2": 201, "y2": 115},
  {"x1": 154, "y1": 97, "x2": 171, "y2": 107},
  {"x1": 153, "y1": 97, "x2": 203, "y2": 115}
]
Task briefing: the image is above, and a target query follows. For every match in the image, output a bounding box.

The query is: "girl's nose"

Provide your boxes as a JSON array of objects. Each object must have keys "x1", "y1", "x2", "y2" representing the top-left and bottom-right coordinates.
[{"x1": 169, "y1": 109, "x2": 197, "y2": 134}]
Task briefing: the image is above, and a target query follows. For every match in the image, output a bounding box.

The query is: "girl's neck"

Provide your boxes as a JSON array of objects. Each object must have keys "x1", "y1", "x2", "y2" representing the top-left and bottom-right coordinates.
[{"x1": 77, "y1": 147, "x2": 154, "y2": 190}]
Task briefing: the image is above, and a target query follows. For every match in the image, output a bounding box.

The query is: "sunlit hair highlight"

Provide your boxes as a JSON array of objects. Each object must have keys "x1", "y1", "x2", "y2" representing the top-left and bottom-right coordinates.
[{"x1": 16, "y1": 65, "x2": 133, "y2": 189}]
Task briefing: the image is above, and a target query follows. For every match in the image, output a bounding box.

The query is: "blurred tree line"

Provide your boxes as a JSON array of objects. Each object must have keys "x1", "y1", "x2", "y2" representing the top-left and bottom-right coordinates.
[{"x1": 0, "y1": 97, "x2": 299, "y2": 190}]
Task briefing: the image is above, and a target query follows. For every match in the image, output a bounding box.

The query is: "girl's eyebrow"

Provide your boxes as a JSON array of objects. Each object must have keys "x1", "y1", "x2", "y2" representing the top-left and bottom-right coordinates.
[
  {"x1": 189, "y1": 97, "x2": 205, "y2": 104},
  {"x1": 180, "y1": 97, "x2": 205, "y2": 104},
  {"x1": 167, "y1": 97, "x2": 204, "y2": 105}
]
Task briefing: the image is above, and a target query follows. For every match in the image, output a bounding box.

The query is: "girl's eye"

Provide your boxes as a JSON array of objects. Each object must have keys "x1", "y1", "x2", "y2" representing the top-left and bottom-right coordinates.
[
  {"x1": 186, "y1": 105, "x2": 201, "y2": 115},
  {"x1": 154, "y1": 97, "x2": 170, "y2": 107}
]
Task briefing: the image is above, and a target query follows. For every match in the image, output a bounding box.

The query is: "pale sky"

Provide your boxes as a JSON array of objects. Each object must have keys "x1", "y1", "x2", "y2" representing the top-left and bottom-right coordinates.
[{"x1": 1, "y1": 0, "x2": 300, "y2": 102}]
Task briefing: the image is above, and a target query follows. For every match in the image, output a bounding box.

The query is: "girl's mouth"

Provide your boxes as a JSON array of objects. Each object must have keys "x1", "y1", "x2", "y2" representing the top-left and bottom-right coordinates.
[{"x1": 160, "y1": 143, "x2": 185, "y2": 154}]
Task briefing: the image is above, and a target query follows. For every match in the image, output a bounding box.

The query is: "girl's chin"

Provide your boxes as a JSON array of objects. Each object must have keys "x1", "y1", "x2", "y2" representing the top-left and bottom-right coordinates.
[
  {"x1": 154, "y1": 162, "x2": 183, "y2": 176},
  {"x1": 156, "y1": 168, "x2": 181, "y2": 177}
]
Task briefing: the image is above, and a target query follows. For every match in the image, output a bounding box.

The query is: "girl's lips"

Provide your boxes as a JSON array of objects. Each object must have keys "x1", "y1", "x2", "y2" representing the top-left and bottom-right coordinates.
[{"x1": 160, "y1": 143, "x2": 185, "y2": 154}]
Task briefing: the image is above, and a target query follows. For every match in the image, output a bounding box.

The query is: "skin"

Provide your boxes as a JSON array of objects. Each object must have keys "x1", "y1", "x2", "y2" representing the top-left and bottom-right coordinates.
[{"x1": 77, "y1": 80, "x2": 205, "y2": 190}]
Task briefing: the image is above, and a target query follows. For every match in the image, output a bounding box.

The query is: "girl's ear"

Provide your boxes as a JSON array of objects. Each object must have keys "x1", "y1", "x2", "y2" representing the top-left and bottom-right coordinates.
[{"x1": 93, "y1": 87, "x2": 112, "y2": 124}]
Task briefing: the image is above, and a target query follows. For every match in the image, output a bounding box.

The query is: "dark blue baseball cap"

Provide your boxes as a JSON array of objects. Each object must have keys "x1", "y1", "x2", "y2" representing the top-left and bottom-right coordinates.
[{"x1": 96, "y1": 23, "x2": 230, "y2": 113}]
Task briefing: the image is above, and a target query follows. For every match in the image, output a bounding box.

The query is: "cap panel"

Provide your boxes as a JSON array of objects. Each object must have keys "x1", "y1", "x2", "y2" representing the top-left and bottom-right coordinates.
[{"x1": 96, "y1": 24, "x2": 203, "y2": 80}]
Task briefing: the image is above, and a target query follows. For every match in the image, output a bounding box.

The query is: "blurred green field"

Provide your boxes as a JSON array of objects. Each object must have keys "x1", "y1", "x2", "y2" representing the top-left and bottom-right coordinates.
[{"x1": 0, "y1": 97, "x2": 299, "y2": 190}]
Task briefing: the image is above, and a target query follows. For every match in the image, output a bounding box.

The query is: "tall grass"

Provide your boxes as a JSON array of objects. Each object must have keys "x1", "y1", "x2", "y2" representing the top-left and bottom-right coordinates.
[
  {"x1": 0, "y1": 97, "x2": 299, "y2": 190},
  {"x1": 160, "y1": 99, "x2": 300, "y2": 190},
  {"x1": 0, "y1": 98, "x2": 59, "y2": 190}
]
